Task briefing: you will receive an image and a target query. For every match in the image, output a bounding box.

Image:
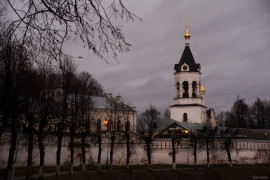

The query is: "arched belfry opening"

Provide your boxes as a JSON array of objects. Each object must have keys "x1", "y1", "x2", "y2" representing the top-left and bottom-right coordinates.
[
  {"x1": 176, "y1": 82, "x2": 180, "y2": 98},
  {"x1": 183, "y1": 113, "x2": 188, "y2": 122},
  {"x1": 192, "y1": 81, "x2": 197, "y2": 98},
  {"x1": 182, "y1": 81, "x2": 189, "y2": 98}
]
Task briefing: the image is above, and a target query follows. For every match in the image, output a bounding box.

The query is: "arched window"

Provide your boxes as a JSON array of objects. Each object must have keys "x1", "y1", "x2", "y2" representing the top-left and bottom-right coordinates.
[
  {"x1": 125, "y1": 120, "x2": 130, "y2": 132},
  {"x1": 183, "y1": 113, "x2": 187, "y2": 122},
  {"x1": 97, "y1": 119, "x2": 101, "y2": 132},
  {"x1": 182, "y1": 81, "x2": 189, "y2": 98},
  {"x1": 192, "y1": 81, "x2": 197, "y2": 98},
  {"x1": 176, "y1": 82, "x2": 180, "y2": 98},
  {"x1": 107, "y1": 119, "x2": 112, "y2": 132},
  {"x1": 117, "y1": 120, "x2": 121, "y2": 132}
]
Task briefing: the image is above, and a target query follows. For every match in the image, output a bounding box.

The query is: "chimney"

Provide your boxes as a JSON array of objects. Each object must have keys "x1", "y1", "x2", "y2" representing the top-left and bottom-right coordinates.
[
  {"x1": 116, "y1": 96, "x2": 121, "y2": 103},
  {"x1": 107, "y1": 93, "x2": 112, "y2": 99}
]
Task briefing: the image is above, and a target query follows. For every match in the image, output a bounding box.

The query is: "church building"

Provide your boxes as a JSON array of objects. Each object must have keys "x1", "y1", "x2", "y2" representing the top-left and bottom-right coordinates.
[{"x1": 169, "y1": 20, "x2": 216, "y2": 126}]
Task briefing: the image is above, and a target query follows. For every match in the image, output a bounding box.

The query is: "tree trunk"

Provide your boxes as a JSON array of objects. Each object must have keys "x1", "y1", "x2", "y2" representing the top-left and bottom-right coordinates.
[
  {"x1": 97, "y1": 134, "x2": 102, "y2": 172},
  {"x1": 126, "y1": 132, "x2": 130, "y2": 171},
  {"x1": 193, "y1": 138, "x2": 197, "y2": 169},
  {"x1": 206, "y1": 138, "x2": 210, "y2": 169},
  {"x1": 56, "y1": 129, "x2": 63, "y2": 176},
  {"x1": 171, "y1": 136, "x2": 176, "y2": 170},
  {"x1": 26, "y1": 122, "x2": 34, "y2": 179},
  {"x1": 70, "y1": 130, "x2": 74, "y2": 175},
  {"x1": 109, "y1": 134, "x2": 115, "y2": 171},
  {"x1": 39, "y1": 166, "x2": 44, "y2": 178},
  {"x1": 5, "y1": 117, "x2": 17, "y2": 180},
  {"x1": 225, "y1": 141, "x2": 233, "y2": 167},
  {"x1": 146, "y1": 139, "x2": 152, "y2": 171},
  {"x1": 38, "y1": 120, "x2": 45, "y2": 178},
  {"x1": 81, "y1": 135, "x2": 86, "y2": 172}
]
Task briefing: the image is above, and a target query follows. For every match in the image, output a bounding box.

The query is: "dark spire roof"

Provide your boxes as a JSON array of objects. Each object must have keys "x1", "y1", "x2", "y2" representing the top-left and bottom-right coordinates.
[{"x1": 174, "y1": 46, "x2": 200, "y2": 73}]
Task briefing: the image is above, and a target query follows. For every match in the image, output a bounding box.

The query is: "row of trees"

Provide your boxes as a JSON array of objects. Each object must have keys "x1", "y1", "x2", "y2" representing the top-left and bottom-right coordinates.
[
  {"x1": 137, "y1": 105, "x2": 237, "y2": 171},
  {"x1": 217, "y1": 96, "x2": 270, "y2": 129},
  {"x1": 0, "y1": 36, "x2": 105, "y2": 178},
  {"x1": 0, "y1": 1, "x2": 140, "y2": 179}
]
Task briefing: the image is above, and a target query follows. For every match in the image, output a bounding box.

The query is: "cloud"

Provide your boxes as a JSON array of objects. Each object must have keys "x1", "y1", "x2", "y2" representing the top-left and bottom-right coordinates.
[{"x1": 64, "y1": 0, "x2": 270, "y2": 114}]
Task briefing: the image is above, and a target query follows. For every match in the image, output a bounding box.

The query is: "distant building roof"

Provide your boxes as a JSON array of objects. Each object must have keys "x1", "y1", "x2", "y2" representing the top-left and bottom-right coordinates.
[
  {"x1": 237, "y1": 128, "x2": 270, "y2": 141},
  {"x1": 148, "y1": 117, "x2": 244, "y2": 139},
  {"x1": 91, "y1": 96, "x2": 107, "y2": 109},
  {"x1": 91, "y1": 96, "x2": 135, "y2": 111}
]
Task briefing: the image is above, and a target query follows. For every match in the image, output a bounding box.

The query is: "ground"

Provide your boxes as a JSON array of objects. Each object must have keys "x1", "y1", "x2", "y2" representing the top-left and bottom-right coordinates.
[
  {"x1": 42, "y1": 167, "x2": 270, "y2": 180},
  {"x1": 1, "y1": 165, "x2": 270, "y2": 179}
]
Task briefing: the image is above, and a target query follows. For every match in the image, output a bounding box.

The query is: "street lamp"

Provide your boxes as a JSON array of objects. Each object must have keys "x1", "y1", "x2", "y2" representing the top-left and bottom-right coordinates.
[
  {"x1": 185, "y1": 130, "x2": 191, "y2": 165},
  {"x1": 104, "y1": 120, "x2": 109, "y2": 171}
]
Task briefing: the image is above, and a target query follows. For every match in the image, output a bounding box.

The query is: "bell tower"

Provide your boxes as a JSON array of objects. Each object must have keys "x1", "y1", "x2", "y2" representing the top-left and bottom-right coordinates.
[{"x1": 169, "y1": 18, "x2": 208, "y2": 124}]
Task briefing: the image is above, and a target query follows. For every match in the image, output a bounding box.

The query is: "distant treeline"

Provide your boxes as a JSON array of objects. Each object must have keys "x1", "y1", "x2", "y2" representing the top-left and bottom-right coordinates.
[{"x1": 217, "y1": 96, "x2": 270, "y2": 129}]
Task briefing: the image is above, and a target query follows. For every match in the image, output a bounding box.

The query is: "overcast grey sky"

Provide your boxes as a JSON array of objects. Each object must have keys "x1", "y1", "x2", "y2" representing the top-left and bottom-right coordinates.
[{"x1": 65, "y1": 0, "x2": 270, "y2": 114}]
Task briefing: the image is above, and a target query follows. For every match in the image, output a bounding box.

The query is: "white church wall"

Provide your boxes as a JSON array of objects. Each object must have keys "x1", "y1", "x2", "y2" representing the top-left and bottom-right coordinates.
[
  {"x1": 170, "y1": 106, "x2": 206, "y2": 124},
  {"x1": 173, "y1": 97, "x2": 204, "y2": 106}
]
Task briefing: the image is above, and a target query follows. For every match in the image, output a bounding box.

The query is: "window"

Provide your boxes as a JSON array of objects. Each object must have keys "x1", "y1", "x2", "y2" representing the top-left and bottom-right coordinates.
[
  {"x1": 192, "y1": 81, "x2": 197, "y2": 98},
  {"x1": 107, "y1": 119, "x2": 112, "y2": 132},
  {"x1": 125, "y1": 120, "x2": 130, "y2": 132},
  {"x1": 176, "y1": 82, "x2": 180, "y2": 98},
  {"x1": 97, "y1": 119, "x2": 101, "y2": 132},
  {"x1": 182, "y1": 81, "x2": 189, "y2": 98},
  {"x1": 117, "y1": 120, "x2": 121, "y2": 131},
  {"x1": 183, "y1": 113, "x2": 187, "y2": 122}
]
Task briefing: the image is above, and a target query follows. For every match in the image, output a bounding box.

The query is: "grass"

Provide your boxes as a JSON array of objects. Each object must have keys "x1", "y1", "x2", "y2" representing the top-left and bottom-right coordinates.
[
  {"x1": 1, "y1": 164, "x2": 270, "y2": 179},
  {"x1": 42, "y1": 167, "x2": 270, "y2": 180}
]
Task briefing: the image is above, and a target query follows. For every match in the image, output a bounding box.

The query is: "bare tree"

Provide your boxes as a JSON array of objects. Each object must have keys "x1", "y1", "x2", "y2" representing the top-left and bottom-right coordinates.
[
  {"x1": 0, "y1": 39, "x2": 31, "y2": 179},
  {"x1": 191, "y1": 136, "x2": 198, "y2": 169},
  {"x1": 137, "y1": 105, "x2": 160, "y2": 171},
  {"x1": 96, "y1": 119, "x2": 102, "y2": 171},
  {"x1": 67, "y1": 74, "x2": 80, "y2": 175},
  {"x1": 119, "y1": 99, "x2": 135, "y2": 171},
  {"x1": 105, "y1": 97, "x2": 120, "y2": 171},
  {"x1": 199, "y1": 124, "x2": 216, "y2": 169},
  {"x1": 218, "y1": 128, "x2": 238, "y2": 167},
  {"x1": 250, "y1": 97, "x2": 266, "y2": 129},
  {"x1": 36, "y1": 65, "x2": 58, "y2": 178},
  {"x1": 20, "y1": 67, "x2": 40, "y2": 179},
  {"x1": 230, "y1": 96, "x2": 249, "y2": 128},
  {"x1": 170, "y1": 124, "x2": 176, "y2": 170},
  {"x1": 77, "y1": 72, "x2": 99, "y2": 172},
  {"x1": 163, "y1": 108, "x2": 170, "y2": 118},
  {"x1": 54, "y1": 55, "x2": 77, "y2": 175},
  {"x1": 5, "y1": 0, "x2": 141, "y2": 61}
]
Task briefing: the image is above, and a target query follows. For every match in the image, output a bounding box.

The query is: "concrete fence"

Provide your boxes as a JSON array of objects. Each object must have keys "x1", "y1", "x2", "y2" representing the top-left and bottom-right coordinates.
[{"x1": 0, "y1": 133, "x2": 270, "y2": 167}]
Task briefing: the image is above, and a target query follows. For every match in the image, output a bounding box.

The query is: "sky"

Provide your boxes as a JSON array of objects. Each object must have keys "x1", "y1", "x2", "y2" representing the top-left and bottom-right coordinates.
[{"x1": 64, "y1": 0, "x2": 270, "y2": 114}]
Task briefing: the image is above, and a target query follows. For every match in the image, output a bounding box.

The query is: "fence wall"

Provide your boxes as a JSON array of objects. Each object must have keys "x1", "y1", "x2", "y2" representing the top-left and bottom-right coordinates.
[{"x1": 0, "y1": 134, "x2": 270, "y2": 167}]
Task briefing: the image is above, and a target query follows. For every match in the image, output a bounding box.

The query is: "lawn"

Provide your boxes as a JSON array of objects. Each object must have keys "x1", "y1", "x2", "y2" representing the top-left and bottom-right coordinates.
[
  {"x1": 42, "y1": 167, "x2": 270, "y2": 180},
  {"x1": 1, "y1": 165, "x2": 270, "y2": 179}
]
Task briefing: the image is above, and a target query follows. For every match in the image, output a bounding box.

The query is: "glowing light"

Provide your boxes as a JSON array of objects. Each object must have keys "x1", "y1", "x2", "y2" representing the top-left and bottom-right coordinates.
[
  {"x1": 185, "y1": 130, "x2": 189, "y2": 134},
  {"x1": 104, "y1": 120, "x2": 108, "y2": 125}
]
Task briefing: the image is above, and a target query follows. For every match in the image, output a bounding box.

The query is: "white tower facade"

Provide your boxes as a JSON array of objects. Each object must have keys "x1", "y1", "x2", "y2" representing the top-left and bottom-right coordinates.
[{"x1": 169, "y1": 20, "x2": 216, "y2": 125}]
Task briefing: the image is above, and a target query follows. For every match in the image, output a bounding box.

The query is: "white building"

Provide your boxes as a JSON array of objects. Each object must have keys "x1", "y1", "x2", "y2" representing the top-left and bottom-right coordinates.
[{"x1": 169, "y1": 21, "x2": 216, "y2": 126}]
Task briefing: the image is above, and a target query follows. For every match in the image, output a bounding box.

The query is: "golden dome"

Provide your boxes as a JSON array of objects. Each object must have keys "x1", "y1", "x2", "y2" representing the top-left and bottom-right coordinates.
[
  {"x1": 184, "y1": 17, "x2": 190, "y2": 39},
  {"x1": 184, "y1": 27, "x2": 190, "y2": 39},
  {"x1": 200, "y1": 85, "x2": 205, "y2": 91}
]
